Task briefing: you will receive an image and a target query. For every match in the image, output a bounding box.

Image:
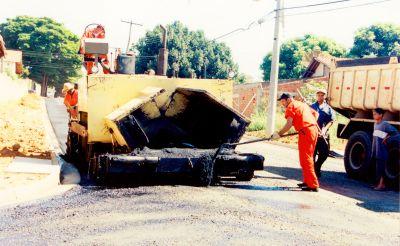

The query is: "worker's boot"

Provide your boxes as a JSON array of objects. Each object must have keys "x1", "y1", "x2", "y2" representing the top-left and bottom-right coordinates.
[
  {"x1": 301, "y1": 186, "x2": 319, "y2": 192},
  {"x1": 297, "y1": 182, "x2": 307, "y2": 188}
]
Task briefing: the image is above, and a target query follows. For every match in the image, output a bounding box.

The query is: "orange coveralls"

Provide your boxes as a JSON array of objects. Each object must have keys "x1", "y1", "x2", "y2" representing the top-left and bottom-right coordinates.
[
  {"x1": 285, "y1": 100, "x2": 320, "y2": 189},
  {"x1": 64, "y1": 90, "x2": 78, "y2": 120},
  {"x1": 79, "y1": 26, "x2": 110, "y2": 75}
]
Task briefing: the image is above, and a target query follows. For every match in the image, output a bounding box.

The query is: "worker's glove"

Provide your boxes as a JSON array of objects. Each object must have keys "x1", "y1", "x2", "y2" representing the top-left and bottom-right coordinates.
[{"x1": 271, "y1": 132, "x2": 281, "y2": 140}]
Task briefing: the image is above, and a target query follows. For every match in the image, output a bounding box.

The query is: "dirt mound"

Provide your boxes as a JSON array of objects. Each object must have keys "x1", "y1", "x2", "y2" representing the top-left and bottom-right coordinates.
[{"x1": 0, "y1": 94, "x2": 51, "y2": 159}]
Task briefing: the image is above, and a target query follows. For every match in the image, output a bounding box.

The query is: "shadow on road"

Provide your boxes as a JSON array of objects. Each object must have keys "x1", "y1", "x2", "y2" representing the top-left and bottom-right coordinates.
[
  {"x1": 222, "y1": 184, "x2": 301, "y2": 191},
  {"x1": 253, "y1": 175, "x2": 288, "y2": 180},
  {"x1": 266, "y1": 166, "x2": 400, "y2": 213}
]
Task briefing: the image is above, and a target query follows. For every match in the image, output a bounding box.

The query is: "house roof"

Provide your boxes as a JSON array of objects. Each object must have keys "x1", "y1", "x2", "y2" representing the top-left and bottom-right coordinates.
[
  {"x1": 302, "y1": 55, "x2": 333, "y2": 78},
  {"x1": 335, "y1": 56, "x2": 399, "y2": 67}
]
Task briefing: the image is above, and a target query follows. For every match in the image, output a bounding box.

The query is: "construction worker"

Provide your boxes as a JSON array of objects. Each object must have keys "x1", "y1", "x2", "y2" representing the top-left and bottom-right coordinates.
[
  {"x1": 79, "y1": 24, "x2": 110, "y2": 75},
  {"x1": 62, "y1": 82, "x2": 78, "y2": 120},
  {"x1": 0, "y1": 34, "x2": 6, "y2": 59},
  {"x1": 372, "y1": 108, "x2": 400, "y2": 191},
  {"x1": 311, "y1": 89, "x2": 335, "y2": 177},
  {"x1": 272, "y1": 93, "x2": 320, "y2": 192}
]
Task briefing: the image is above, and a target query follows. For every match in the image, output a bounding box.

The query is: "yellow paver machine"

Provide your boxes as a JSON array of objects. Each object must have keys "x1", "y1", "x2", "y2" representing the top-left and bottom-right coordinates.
[{"x1": 66, "y1": 29, "x2": 264, "y2": 186}]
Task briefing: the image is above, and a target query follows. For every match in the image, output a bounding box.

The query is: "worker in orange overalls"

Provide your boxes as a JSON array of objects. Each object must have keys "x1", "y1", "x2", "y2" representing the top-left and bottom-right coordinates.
[
  {"x1": 271, "y1": 93, "x2": 320, "y2": 192},
  {"x1": 79, "y1": 24, "x2": 110, "y2": 75},
  {"x1": 62, "y1": 82, "x2": 78, "y2": 120}
]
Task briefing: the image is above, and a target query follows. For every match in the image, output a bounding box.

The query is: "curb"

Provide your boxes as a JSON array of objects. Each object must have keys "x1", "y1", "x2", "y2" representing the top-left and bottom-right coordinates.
[
  {"x1": 43, "y1": 98, "x2": 81, "y2": 185},
  {"x1": 0, "y1": 166, "x2": 74, "y2": 208}
]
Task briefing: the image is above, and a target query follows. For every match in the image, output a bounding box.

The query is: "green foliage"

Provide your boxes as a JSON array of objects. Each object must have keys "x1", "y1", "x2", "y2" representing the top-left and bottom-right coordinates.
[
  {"x1": 260, "y1": 34, "x2": 346, "y2": 81},
  {"x1": 234, "y1": 73, "x2": 247, "y2": 84},
  {"x1": 350, "y1": 23, "x2": 400, "y2": 57},
  {"x1": 247, "y1": 107, "x2": 288, "y2": 132},
  {"x1": 134, "y1": 21, "x2": 239, "y2": 79},
  {"x1": 298, "y1": 79, "x2": 327, "y2": 103},
  {"x1": 247, "y1": 110, "x2": 266, "y2": 131},
  {"x1": 0, "y1": 16, "x2": 81, "y2": 88}
]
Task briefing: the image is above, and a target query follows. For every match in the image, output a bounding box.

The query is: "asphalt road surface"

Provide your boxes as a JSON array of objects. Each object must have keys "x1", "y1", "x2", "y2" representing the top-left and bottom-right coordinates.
[{"x1": 0, "y1": 99, "x2": 398, "y2": 245}]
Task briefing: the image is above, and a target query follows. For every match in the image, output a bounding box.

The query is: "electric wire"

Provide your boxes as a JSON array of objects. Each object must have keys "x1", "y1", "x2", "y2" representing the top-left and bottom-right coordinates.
[
  {"x1": 213, "y1": 0, "x2": 392, "y2": 41},
  {"x1": 285, "y1": 0, "x2": 393, "y2": 17}
]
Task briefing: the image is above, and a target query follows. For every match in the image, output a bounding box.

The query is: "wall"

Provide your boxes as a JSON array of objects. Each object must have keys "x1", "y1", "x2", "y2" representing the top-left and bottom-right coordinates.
[
  {"x1": 0, "y1": 74, "x2": 38, "y2": 103},
  {"x1": 0, "y1": 50, "x2": 22, "y2": 74},
  {"x1": 233, "y1": 77, "x2": 328, "y2": 118}
]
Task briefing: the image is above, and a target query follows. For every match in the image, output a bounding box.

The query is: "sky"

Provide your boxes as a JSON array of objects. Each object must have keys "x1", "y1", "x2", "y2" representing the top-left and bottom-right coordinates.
[{"x1": 1, "y1": 0, "x2": 399, "y2": 80}]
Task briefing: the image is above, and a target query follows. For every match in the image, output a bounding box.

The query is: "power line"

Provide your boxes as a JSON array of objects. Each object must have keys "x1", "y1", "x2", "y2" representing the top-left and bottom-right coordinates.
[
  {"x1": 213, "y1": 0, "x2": 390, "y2": 41},
  {"x1": 213, "y1": 11, "x2": 275, "y2": 41},
  {"x1": 285, "y1": 0, "x2": 393, "y2": 17},
  {"x1": 280, "y1": 0, "x2": 354, "y2": 11}
]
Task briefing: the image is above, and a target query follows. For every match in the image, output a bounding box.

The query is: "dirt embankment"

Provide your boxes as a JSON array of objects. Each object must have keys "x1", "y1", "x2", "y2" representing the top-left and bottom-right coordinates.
[
  {"x1": 0, "y1": 94, "x2": 51, "y2": 159},
  {"x1": 0, "y1": 94, "x2": 51, "y2": 189}
]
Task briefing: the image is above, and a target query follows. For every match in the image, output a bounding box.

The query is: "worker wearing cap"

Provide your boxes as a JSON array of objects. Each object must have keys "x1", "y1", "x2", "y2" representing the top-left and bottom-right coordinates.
[
  {"x1": 311, "y1": 89, "x2": 335, "y2": 177},
  {"x1": 272, "y1": 93, "x2": 320, "y2": 191},
  {"x1": 0, "y1": 34, "x2": 6, "y2": 59},
  {"x1": 62, "y1": 82, "x2": 78, "y2": 120}
]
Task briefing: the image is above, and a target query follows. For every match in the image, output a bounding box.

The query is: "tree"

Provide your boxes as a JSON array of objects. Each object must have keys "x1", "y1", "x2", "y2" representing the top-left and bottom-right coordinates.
[
  {"x1": 350, "y1": 23, "x2": 400, "y2": 57},
  {"x1": 260, "y1": 34, "x2": 347, "y2": 81},
  {"x1": 0, "y1": 16, "x2": 81, "y2": 95},
  {"x1": 134, "y1": 21, "x2": 239, "y2": 80}
]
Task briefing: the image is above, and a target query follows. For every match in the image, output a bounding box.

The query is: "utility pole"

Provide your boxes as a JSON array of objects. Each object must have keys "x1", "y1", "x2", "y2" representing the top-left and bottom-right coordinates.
[
  {"x1": 266, "y1": 0, "x2": 283, "y2": 136},
  {"x1": 203, "y1": 58, "x2": 208, "y2": 79},
  {"x1": 121, "y1": 20, "x2": 143, "y2": 53}
]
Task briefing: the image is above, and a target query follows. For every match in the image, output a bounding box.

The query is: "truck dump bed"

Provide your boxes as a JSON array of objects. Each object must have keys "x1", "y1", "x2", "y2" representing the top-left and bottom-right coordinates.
[{"x1": 328, "y1": 56, "x2": 400, "y2": 113}]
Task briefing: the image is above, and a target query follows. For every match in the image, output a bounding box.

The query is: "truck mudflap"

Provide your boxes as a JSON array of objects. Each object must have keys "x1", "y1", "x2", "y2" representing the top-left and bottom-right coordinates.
[{"x1": 96, "y1": 148, "x2": 264, "y2": 185}]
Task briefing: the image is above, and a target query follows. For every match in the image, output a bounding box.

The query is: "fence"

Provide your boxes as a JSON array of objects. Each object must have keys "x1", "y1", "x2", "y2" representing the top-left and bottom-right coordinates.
[{"x1": 233, "y1": 77, "x2": 328, "y2": 118}]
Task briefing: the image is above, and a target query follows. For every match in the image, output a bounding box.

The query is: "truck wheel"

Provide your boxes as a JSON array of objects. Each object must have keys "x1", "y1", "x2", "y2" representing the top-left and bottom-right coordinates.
[
  {"x1": 236, "y1": 169, "x2": 254, "y2": 181},
  {"x1": 344, "y1": 131, "x2": 373, "y2": 180},
  {"x1": 195, "y1": 155, "x2": 214, "y2": 187},
  {"x1": 384, "y1": 141, "x2": 400, "y2": 190}
]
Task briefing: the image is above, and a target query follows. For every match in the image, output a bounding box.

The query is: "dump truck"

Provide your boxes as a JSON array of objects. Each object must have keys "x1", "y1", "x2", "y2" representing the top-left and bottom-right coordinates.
[
  {"x1": 65, "y1": 26, "x2": 264, "y2": 186},
  {"x1": 327, "y1": 56, "x2": 399, "y2": 188}
]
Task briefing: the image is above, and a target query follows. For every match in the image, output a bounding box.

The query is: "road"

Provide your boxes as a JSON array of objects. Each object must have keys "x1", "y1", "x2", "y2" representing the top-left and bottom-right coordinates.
[{"x1": 0, "y1": 99, "x2": 398, "y2": 245}]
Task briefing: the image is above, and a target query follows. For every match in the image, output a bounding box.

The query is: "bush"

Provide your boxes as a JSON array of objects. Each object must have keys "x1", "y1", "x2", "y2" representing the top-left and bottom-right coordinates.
[
  {"x1": 247, "y1": 110, "x2": 266, "y2": 132},
  {"x1": 247, "y1": 107, "x2": 288, "y2": 132}
]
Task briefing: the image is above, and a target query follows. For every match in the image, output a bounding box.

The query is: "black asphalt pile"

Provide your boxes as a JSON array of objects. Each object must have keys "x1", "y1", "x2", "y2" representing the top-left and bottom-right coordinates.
[
  {"x1": 130, "y1": 147, "x2": 217, "y2": 158},
  {"x1": 116, "y1": 88, "x2": 249, "y2": 150},
  {"x1": 131, "y1": 148, "x2": 216, "y2": 181}
]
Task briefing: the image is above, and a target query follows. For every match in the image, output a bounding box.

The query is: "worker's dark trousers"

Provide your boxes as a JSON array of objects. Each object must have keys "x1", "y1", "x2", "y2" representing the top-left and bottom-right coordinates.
[
  {"x1": 313, "y1": 136, "x2": 330, "y2": 177},
  {"x1": 375, "y1": 158, "x2": 387, "y2": 182}
]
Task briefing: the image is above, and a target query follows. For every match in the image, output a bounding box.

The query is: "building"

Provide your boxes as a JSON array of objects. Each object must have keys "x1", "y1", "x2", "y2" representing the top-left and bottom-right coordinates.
[
  {"x1": 301, "y1": 49, "x2": 334, "y2": 78},
  {"x1": 233, "y1": 50, "x2": 335, "y2": 118},
  {"x1": 0, "y1": 49, "x2": 23, "y2": 75}
]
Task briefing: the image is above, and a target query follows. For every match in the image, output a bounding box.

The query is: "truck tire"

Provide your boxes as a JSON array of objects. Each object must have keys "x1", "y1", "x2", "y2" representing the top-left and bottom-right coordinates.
[
  {"x1": 344, "y1": 131, "x2": 373, "y2": 180},
  {"x1": 384, "y1": 140, "x2": 400, "y2": 190},
  {"x1": 195, "y1": 155, "x2": 214, "y2": 187}
]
